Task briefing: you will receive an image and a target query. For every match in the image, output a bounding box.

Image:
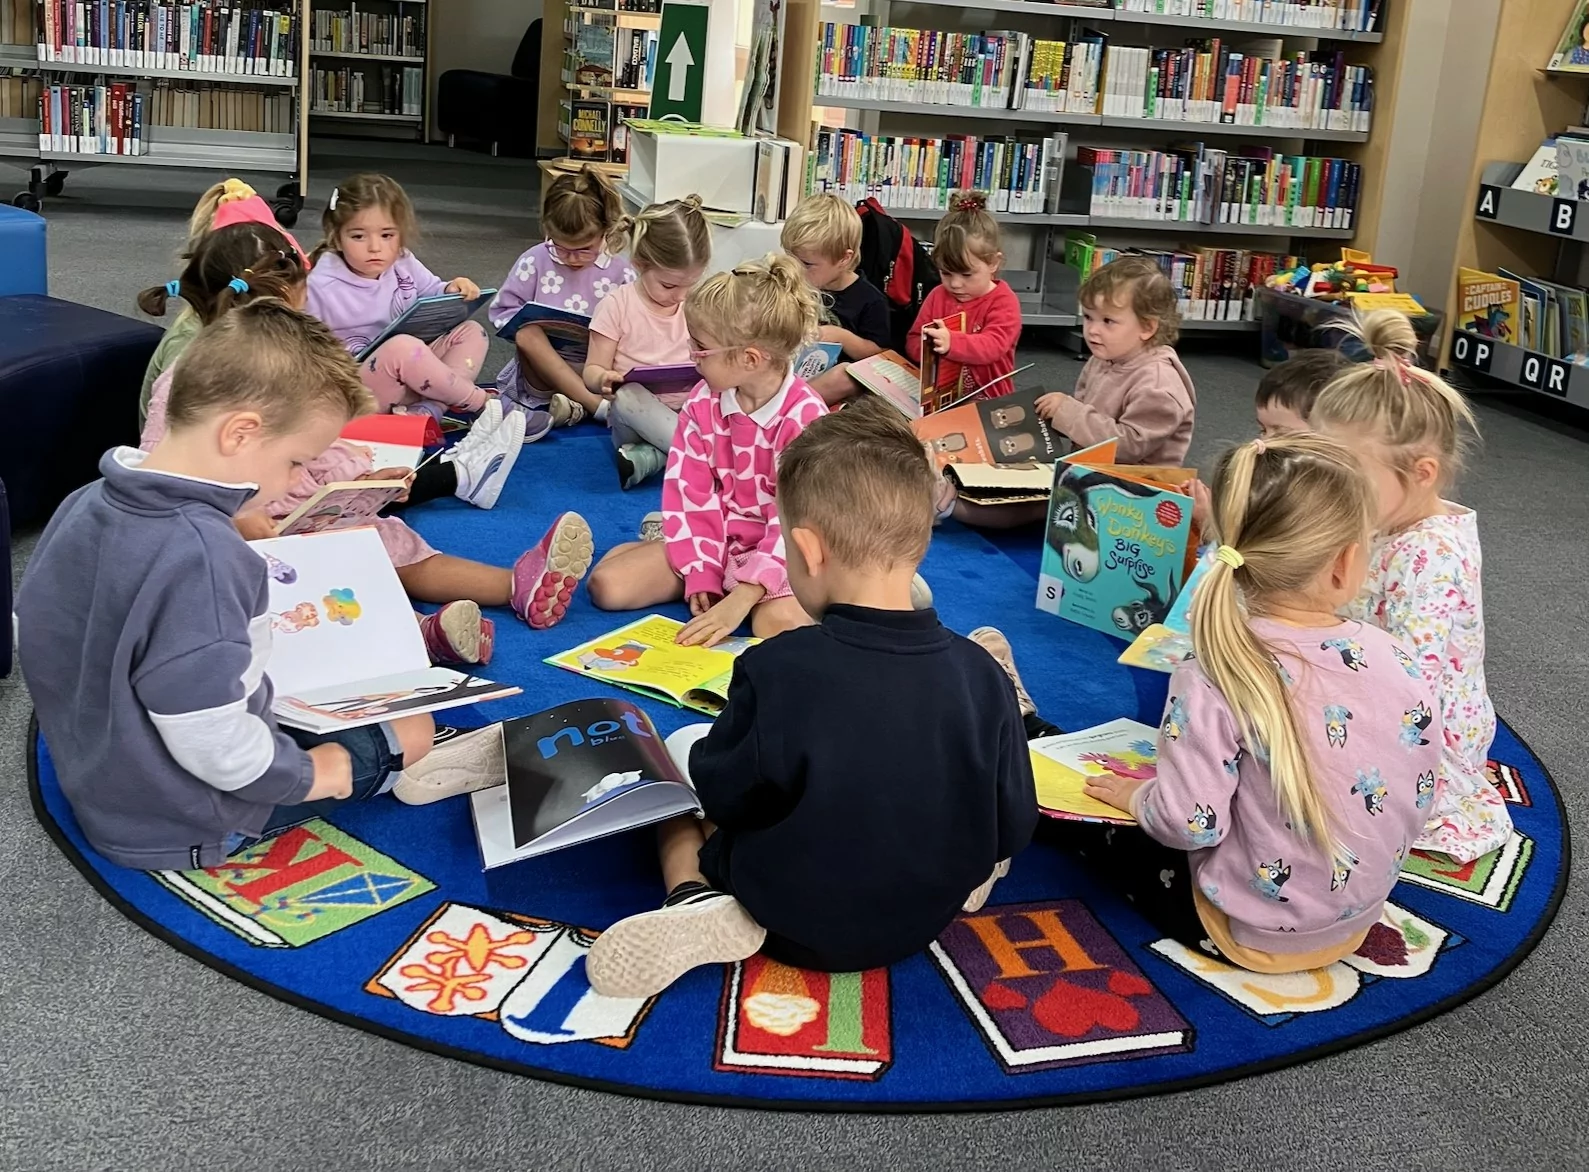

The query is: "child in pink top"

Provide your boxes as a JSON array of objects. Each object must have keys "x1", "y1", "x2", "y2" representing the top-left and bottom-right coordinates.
[{"x1": 587, "y1": 253, "x2": 828, "y2": 646}]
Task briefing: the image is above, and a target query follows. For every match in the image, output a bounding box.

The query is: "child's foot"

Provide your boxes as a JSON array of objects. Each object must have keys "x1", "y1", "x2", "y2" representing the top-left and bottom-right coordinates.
[
  {"x1": 585, "y1": 881, "x2": 767, "y2": 999},
  {"x1": 638, "y1": 511, "x2": 664, "y2": 542},
  {"x1": 910, "y1": 573, "x2": 933, "y2": 610},
  {"x1": 392, "y1": 723, "x2": 506, "y2": 806},
  {"x1": 963, "y1": 859, "x2": 1011, "y2": 913},
  {"x1": 616, "y1": 442, "x2": 667, "y2": 490},
  {"x1": 511, "y1": 512, "x2": 595, "y2": 629},
  {"x1": 418, "y1": 601, "x2": 495, "y2": 666},
  {"x1": 452, "y1": 408, "x2": 525, "y2": 509},
  {"x1": 548, "y1": 393, "x2": 587, "y2": 428},
  {"x1": 969, "y1": 626, "x2": 1036, "y2": 717}
]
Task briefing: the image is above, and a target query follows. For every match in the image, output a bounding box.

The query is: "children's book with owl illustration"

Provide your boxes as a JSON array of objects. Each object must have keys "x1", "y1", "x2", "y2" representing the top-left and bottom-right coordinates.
[
  {"x1": 274, "y1": 479, "x2": 411, "y2": 537},
  {"x1": 249, "y1": 530, "x2": 520, "y2": 733},
  {"x1": 1035, "y1": 440, "x2": 1199, "y2": 641},
  {"x1": 545, "y1": 615, "x2": 758, "y2": 717},
  {"x1": 356, "y1": 289, "x2": 498, "y2": 362},
  {"x1": 469, "y1": 699, "x2": 709, "y2": 868},
  {"x1": 914, "y1": 385, "x2": 1063, "y2": 473},
  {"x1": 1029, "y1": 718, "x2": 1159, "y2": 824}
]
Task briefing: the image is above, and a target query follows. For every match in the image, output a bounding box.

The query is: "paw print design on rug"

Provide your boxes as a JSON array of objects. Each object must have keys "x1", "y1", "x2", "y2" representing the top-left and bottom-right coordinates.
[
  {"x1": 150, "y1": 820, "x2": 434, "y2": 948},
  {"x1": 1398, "y1": 831, "x2": 1535, "y2": 910},
  {"x1": 367, "y1": 902, "x2": 656, "y2": 1048},
  {"x1": 1148, "y1": 902, "x2": 1461, "y2": 1026},
  {"x1": 715, "y1": 956, "x2": 892, "y2": 1081},
  {"x1": 930, "y1": 900, "x2": 1192, "y2": 1073}
]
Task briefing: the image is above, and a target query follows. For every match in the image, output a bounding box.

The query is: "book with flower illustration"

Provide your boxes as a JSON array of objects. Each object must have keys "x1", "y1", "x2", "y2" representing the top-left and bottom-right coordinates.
[
  {"x1": 545, "y1": 615, "x2": 758, "y2": 716},
  {"x1": 1028, "y1": 718, "x2": 1159, "y2": 825},
  {"x1": 356, "y1": 288, "x2": 497, "y2": 361},
  {"x1": 249, "y1": 529, "x2": 520, "y2": 733}
]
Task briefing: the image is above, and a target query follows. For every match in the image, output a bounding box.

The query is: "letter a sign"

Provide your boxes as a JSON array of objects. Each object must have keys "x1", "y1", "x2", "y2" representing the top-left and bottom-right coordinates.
[{"x1": 650, "y1": 0, "x2": 710, "y2": 123}]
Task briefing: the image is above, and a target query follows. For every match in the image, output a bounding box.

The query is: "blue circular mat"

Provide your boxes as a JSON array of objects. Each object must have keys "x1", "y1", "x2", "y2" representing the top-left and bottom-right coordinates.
[{"x1": 28, "y1": 431, "x2": 1570, "y2": 1111}]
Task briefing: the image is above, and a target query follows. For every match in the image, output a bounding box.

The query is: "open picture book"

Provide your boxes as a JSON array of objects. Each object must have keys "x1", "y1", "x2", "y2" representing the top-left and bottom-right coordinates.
[
  {"x1": 356, "y1": 289, "x2": 497, "y2": 362},
  {"x1": 1117, "y1": 552, "x2": 1213, "y2": 674},
  {"x1": 494, "y1": 302, "x2": 592, "y2": 360},
  {"x1": 1029, "y1": 718, "x2": 1159, "y2": 825},
  {"x1": 852, "y1": 340, "x2": 1025, "y2": 423},
  {"x1": 250, "y1": 529, "x2": 521, "y2": 732},
  {"x1": 469, "y1": 699, "x2": 711, "y2": 868},
  {"x1": 275, "y1": 479, "x2": 411, "y2": 536},
  {"x1": 545, "y1": 615, "x2": 756, "y2": 716}
]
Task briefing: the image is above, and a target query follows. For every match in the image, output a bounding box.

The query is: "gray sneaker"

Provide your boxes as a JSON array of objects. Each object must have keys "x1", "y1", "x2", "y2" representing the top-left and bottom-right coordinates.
[
  {"x1": 638, "y1": 511, "x2": 665, "y2": 542},
  {"x1": 586, "y1": 883, "x2": 766, "y2": 999},
  {"x1": 969, "y1": 626, "x2": 1036, "y2": 717},
  {"x1": 617, "y1": 442, "x2": 667, "y2": 490},
  {"x1": 391, "y1": 724, "x2": 507, "y2": 806}
]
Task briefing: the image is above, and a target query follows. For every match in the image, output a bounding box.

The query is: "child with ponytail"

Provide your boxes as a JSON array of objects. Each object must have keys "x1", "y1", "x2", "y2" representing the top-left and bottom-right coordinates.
[
  {"x1": 489, "y1": 165, "x2": 637, "y2": 436},
  {"x1": 1067, "y1": 434, "x2": 1440, "y2": 971},
  {"x1": 1311, "y1": 310, "x2": 1510, "y2": 862},
  {"x1": 307, "y1": 173, "x2": 491, "y2": 420},
  {"x1": 586, "y1": 253, "x2": 826, "y2": 644}
]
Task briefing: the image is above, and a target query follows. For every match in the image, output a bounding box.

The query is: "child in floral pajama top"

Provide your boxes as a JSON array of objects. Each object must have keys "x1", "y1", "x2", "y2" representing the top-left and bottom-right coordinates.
[{"x1": 1314, "y1": 309, "x2": 1510, "y2": 862}]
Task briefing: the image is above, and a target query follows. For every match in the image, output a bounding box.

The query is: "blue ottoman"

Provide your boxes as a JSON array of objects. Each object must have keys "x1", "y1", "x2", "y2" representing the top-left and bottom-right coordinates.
[
  {"x1": 0, "y1": 205, "x2": 47, "y2": 297},
  {"x1": 0, "y1": 296, "x2": 162, "y2": 528}
]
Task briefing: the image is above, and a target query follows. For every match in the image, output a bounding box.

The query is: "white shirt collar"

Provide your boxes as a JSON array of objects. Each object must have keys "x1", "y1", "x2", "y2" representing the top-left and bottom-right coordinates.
[
  {"x1": 114, "y1": 445, "x2": 259, "y2": 490},
  {"x1": 720, "y1": 370, "x2": 797, "y2": 427}
]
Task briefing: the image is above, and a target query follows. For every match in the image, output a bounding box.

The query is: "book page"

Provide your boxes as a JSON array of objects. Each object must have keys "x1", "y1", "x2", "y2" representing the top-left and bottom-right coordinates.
[
  {"x1": 850, "y1": 351, "x2": 922, "y2": 420},
  {"x1": 1029, "y1": 719, "x2": 1158, "y2": 824},
  {"x1": 1029, "y1": 751, "x2": 1138, "y2": 825},
  {"x1": 276, "y1": 667, "x2": 520, "y2": 732},
  {"x1": 546, "y1": 615, "x2": 754, "y2": 707},
  {"x1": 275, "y1": 481, "x2": 408, "y2": 536}
]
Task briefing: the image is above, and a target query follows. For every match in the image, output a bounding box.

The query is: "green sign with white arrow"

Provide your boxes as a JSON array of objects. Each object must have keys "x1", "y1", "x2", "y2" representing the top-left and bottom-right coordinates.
[{"x1": 649, "y1": 0, "x2": 710, "y2": 123}]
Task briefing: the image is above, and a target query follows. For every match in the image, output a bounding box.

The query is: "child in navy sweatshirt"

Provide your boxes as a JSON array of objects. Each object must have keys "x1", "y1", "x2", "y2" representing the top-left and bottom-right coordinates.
[{"x1": 586, "y1": 398, "x2": 1037, "y2": 998}]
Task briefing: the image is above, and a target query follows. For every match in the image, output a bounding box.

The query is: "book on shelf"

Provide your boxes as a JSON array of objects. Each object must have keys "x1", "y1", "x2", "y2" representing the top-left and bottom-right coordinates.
[
  {"x1": 1, "y1": 0, "x2": 31, "y2": 44},
  {"x1": 354, "y1": 289, "x2": 497, "y2": 362},
  {"x1": 608, "y1": 101, "x2": 648, "y2": 164},
  {"x1": 805, "y1": 125, "x2": 1067, "y2": 215},
  {"x1": 0, "y1": 74, "x2": 42, "y2": 119},
  {"x1": 148, "y1": 79, "x2": 294, "y2": 132},
  {"x1": 1549, "y1": 1, "x2": 1589, "y2": 73},
  {"x1": 469, "y1": 699, "x2": 709, "y2": 869},
  {"x1": 1511, "y1": 138, "x2": 1559, "y2": 196},
  {"x1": 1064, "y1": 233, "x2": 1284, "y2": 323},
  {"x1": 39, "y1": 83, "x2": 145, "y2": 154},
  {"x1": 569, "y1": 98, "x2": 610, "y2": 160},
  {"x1": 1556, "y1": 131, "x2": 1589, "y2": 202},
  {"x1": 311, "y1": 7, "x2": 424, "y2": 58},
  {"x1": 572, "y1": 19, "x2": 615, "y2": 88},
  {"x1": 614, "y1": 25, "x2": 656, "y2": 90},
  {"x1": 38, "y1": 0, "x2": 301, "y2": 77},
  {"x1": 751, "y1": 136, "x2": 804, "y2": 222},
  {"x1": 1455, "y1": 267, "x2": 1521, "y2": 348},
  {"x1": 1028, "y1": 718, "x2": 1160, "y2": 825},
  {"x1": 545, "y1": 615, "x2": 757, "y2": 717},
  {"x1": 1114, "y1": 0, "x2": 1380, "y2": 33},
  {"x1": 311, "y1": 63, "x2": 422, "y2": 116},
  {"x1": 248, "y1": 529, "x2": 521, "y2": 733}
]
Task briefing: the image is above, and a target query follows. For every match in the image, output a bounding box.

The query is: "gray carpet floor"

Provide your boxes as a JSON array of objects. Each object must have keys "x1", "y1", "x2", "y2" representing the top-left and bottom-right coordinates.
[{"x1": 1, "y1": 147, "x2": 1585, "y2": 1170}]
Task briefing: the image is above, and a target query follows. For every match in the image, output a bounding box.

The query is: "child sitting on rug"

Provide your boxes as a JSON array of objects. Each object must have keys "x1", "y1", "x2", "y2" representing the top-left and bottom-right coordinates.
[
  {"x1": 1040, "y1": 433, "x2": 1441, "y2": 972},
  {"x1": 307, "y1": 173, "x2": 491, "y2": 421},
  {"x1": 18, "y1": 301, "x2": 441, "y2": 871},
  {"x1": 585, "y1": 253, "x2": 826, "y2": 644},
  {"x1": 583, "y1": 400, "x2": 1038, "y2": 998},
  {"x1": 1311, "y1": 310, "x2": 1510, "y2": 863},
  {"x1": 489, "y1": 164, "x2": 637, "y2": 435}
]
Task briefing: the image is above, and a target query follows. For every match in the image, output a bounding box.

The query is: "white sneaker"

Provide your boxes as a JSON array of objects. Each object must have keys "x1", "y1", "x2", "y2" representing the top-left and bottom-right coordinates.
[
  {"x1": 392, "y1": 724, "x2": 507, "y2": 806},
  {"x1": 441, "y1": 398, "x2": 503, "y2": 467},
  {"x1": 548, "y1": 393, "x2": 587, "y2": 427},
  {"x1": 910, "y1": 573, "x2": 933, "y2": 610},
  {"x1": 453, "y1": 408, "x2": 525, "y2": 510}
]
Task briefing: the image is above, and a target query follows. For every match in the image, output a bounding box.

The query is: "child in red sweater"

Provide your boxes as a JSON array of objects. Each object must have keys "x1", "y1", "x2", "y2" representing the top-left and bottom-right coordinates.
[{"x1": 905, "y1": 192, "x2": 1022, "y2": 399}]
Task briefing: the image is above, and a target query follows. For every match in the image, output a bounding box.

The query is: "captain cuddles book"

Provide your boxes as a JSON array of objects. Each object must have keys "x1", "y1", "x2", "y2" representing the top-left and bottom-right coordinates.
[
  {"x1": 1036, "y1": 440, "x2": 1198, "y2": 640},
  {"x1": 1456, "y1": 267, "x2": 1521, "y2": 345}
]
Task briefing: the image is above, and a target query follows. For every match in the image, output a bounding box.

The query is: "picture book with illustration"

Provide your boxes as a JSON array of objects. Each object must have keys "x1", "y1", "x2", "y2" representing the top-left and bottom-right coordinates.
[
  {"x1": 1036, "y1": 440, "x2": 1199, "y2": 640},
  {"x1": 339, "y1": 414, "x2": 433, "y2": 470},
  {"x1": 494, "y1": 301, "x2": 592, "y2": 359},
  {"x1": 1456, "y1": 267, "x2": 1521, "y2": 345},
  {"x1": 1117, "y1": 551, "x2": 1213, "y2": 673},
  {"x1": 545, "y1": 615, "x2": 757, "y2": 716},
  {"x1": 356, "y1": 289, "x2": 497, "y2": 362},
  {"x1": 848, "y1": 350, "x2": 923, "y2": 419},
  {"x1": 1549, "y1": 1, "x2": 1589, "y2": 72},
  {"x1": 469, "y1": 700, "x2": 709, "y2": 868},
  {"x1": 249, "y1": 529, "x2": 520, "y2": 732},
  {"x1": 275, "y1": 479, "x2": 410, "y2": 537},
  {"x1": 1511, "y1": 139, "x2": 1559, "y2": 196},
  {"x1": 1029, "y1": 718, "x2": 1160, "y2": 824},
  {"x1": 914, "y1": 385, "x2": 1063, "y2": 470},
  {"x1": 792, "y1": 341, "x2": 842, "y2": 381},
  {"x1": 918, "y1": 311, "x2": 969, "y2": 413}
]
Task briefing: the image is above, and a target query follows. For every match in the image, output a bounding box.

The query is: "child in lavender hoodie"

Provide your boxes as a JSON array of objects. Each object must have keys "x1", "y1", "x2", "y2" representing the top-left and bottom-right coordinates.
[
  {"x1": 307, "y1": 173, "x2": 491, "y2": 421},
  {"x1": 1037, "y1": 434, "x2": 1439, "y2": 972}
]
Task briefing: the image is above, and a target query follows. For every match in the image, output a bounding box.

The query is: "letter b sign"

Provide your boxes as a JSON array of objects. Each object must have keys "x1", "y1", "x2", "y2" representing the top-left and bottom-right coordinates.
[{"x1": 1551, "y1": 198, "x2": 1578, "y2": 236}]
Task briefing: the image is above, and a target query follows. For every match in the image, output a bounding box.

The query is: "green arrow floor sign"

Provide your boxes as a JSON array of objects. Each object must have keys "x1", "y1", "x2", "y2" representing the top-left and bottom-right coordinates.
[{"x1": 649, "y1": 0, "x2": 710, "y2": 123}]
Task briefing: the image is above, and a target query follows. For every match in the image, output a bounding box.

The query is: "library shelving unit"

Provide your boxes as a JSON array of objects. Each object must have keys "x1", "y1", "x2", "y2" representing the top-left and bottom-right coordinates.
[
  {"x1": 307, "y1": 0, "x2": 428, "y2": 137},
  {"x1": 0, "y1": 7, "x2": 309, "y2": 221},
  {"x1": 554, "y1": 2, "x2": 658, "y2": 165}
]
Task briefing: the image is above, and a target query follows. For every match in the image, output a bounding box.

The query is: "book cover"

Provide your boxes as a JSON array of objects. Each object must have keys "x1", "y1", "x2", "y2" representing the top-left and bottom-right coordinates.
[
  {"x1": 355, "y1": 289, "x2": 497, "y2": 362},
  {"x1": 275, "y1": 479, "x2": 410, "y2": 536},
  {"x1": 339, "y1": 413, "x2": 434, "y2": 471},
  {"x1": 1548, "y1": 0, "x2": 1589, "y2": 72},
  {"x1": 610, "y1": 101, "x2": 647, "y2": 165},
  {"x1": 1035, "y1": 442, "x2": 1199, "y2": 640},
  {"x1": 1510, "y1": 139, "x2": 1559, "y2": 196},
  {"x1": 1456, "y1": 267, "x2": 1521, "y2": 345},
  {"x1": 714, "y1": 957, "x2": 893, "y2": 1080},
  {"x1": 569, "y1": 98, "x2": 611, "y2": 161},
  {"x1": 1557, "y1": 134, "x2": 1589, "y2": 201},
  {"x1": 918, "y1": 310, "x2": 970, "y2": 413},
  {"x1": 1117, "y1": 551, "x2": 1212, "y2": 673},
  {"x1": 623, "y1": 362, "x2": 701, "y2": 397},
  {"x1": 545, "y1": 614, "x2": 757, "y2": 716},
  {"x1": 573, "y1": 19, "x2": 615, "y2": 87},
  {"x1": 914, "y1": 385, "x2": 1062, "y2": 470},
  {"x1": 494, "y1": 301, "x2": 592, "y2": 358},
  {"x1": 1027, "y1": 718, "x2": 1158, "y2": 824},
  {"x1": 791, "y1": 341, "x2": 843, "y2": 381}
]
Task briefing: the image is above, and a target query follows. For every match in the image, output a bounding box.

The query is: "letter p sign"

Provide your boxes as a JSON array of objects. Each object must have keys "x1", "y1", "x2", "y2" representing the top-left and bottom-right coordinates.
[{"x1": 1451, "y1": 331, "x2": 1492, "y2": 373}]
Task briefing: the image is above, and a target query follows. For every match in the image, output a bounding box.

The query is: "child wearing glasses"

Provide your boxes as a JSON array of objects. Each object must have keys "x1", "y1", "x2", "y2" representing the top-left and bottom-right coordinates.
[{"x1": 488, "y1": 165, "x2": 638, "y2": 438}]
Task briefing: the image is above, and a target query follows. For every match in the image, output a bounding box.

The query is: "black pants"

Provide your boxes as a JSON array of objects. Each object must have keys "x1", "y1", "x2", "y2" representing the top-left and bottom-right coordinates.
[{"x1": 382, "y1": 459, "x2": 456, "y2": 514}]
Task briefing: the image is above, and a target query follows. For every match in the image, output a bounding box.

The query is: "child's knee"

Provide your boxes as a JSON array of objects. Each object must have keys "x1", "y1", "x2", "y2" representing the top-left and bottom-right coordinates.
[
  {"x1": 392, "y1": 713, "x2": 436, "y2": 767},
  {"x1": 586, "y1": 560, "x2": 625, "y2": 610}
]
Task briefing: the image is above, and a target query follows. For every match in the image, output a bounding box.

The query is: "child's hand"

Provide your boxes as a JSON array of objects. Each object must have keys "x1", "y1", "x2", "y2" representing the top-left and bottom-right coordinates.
[
  {"x1": 687, "y1": 591, "x2": 719, "y2": 617},
  {"x1": 922, "y1": 322, "x2": 952, "y2": 355},
  {"x1": 445, "y1": 277, "x2": 481, "y2": 300},
  {"x1": 818, "y1": 324, "x2": 846, "y2": 344},
  {"x1": 362, "y1": 467, "x2": 415, "y2": 501},
  {"x1": 678, "y1": 585, "x2": 761, "y2": 646},
  {"x1": 235, "y1": 510, "x2": 279, "y2": 541},
  {"x1": 304, "y1": 743, "x2": 354, "y2": 800},
  {"x1": 1083, "y1": 772, "x2": 1145, "y2": 815},
  {"x1": 599, "y1": 368, "x2": 625, "y2": 393},
  {"x1": 1033, "y1": 391, "x2": 1073, "y2": 424},
  {"x1": 1187, "y1": 477, "x2": 1213, "y2": 536}
]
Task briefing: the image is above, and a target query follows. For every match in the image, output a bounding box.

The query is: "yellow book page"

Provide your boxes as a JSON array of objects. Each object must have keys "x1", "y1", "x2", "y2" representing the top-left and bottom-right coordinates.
[
  {"x1": 547, "y1": 616, "x2": 740, "y2": 705},
  {"x1": 1030, "y1": 752, "x2": 1137, "y2": 824}
]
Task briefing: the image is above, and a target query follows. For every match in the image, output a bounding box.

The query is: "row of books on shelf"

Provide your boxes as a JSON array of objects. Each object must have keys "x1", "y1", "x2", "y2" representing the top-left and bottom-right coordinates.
[
  {"x1": 569, "y1": 21, "x2": 655, "y2": 91},
  {"x1": 1, "y1": 0, "x2": 31, "y2": 44},
  {"x1": 1074, "y1": 145, "x2": 1359, "y2": 228},
  {"x1": 814, "y1": 23, "x2": 1372, "y2": 132},
  {"x1": 1509, "y1": 132, "x2": 1589, "y2": 200},
  {"x1": 310, "y1": 9, "x2": 422, "y2": 59},
  {"x1": 0, "y1": 72, "x2": 41, "y2": 117},
  {"x1": 148, "y1": 77, "x2": 291, "y2": 129},
  {"x1": 310, "y1": 62, "x2": 421, "y2": 116},
  {"x1": 806, "y1": 125, "x2": 1067, "y2": 215},
  {"x1": 1066, "y1": 232, "x2": 1288, "y2": 321},
  {"x1": 30, "y1": 77, "x2": 292, "y2": 134},
  {"x1": 572, "y1": 0, "x2": 661, "y2": 11},
  {"x1": 1115, "y1": 0, "x2": 1381, "y2": 31},
  {"x1": 37, "y1": 81, "x2": 144, "y2": 152},
  {"x1": 566, "y1": 98, "x2": 646, "y2": 164},
  {"x1": 1457, "y1": 266, "x2": 1589, "y2": 365},
  {"x1": 37, "y1": 0, "x2": 300, "y2": 77}
]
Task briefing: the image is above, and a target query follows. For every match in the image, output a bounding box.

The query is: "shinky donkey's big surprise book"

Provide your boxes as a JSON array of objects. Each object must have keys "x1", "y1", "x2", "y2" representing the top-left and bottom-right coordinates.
[{"x1": 547, "y1": 615, "x2": 757, "y2": 716}]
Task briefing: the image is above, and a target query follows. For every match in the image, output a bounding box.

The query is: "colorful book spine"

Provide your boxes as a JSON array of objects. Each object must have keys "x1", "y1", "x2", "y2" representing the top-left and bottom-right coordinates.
[
  {"x1": 37, "y1": 0, "x2": 300, "y2": 76},
  {"x1": 807, "y1": 125, "x2": 1065, "y2": 214}
]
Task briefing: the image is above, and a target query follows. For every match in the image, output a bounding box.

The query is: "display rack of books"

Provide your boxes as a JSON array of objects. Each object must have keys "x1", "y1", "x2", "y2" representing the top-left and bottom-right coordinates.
[
  {"x1": 0, "y1": 0, "x2": 308, "y2": 218},
  {"x1": 796, "y1": 0, "x2": 1385, "y2": 328},
  {"x1": 557, "y1": 0, "x2": 659, "y2": 167},
  {"x1": 307, "y1": 0, "x2": 427, "y2": 135}
]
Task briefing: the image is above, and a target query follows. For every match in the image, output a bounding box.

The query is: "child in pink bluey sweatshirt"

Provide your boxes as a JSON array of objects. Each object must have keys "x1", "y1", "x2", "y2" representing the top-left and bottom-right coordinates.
[
  {"x1": 587, "y1": 254, "x2": 828, "y2": 646},
  {"x1": 306, "y1": 173, "x2": 491, "y2": 421}
]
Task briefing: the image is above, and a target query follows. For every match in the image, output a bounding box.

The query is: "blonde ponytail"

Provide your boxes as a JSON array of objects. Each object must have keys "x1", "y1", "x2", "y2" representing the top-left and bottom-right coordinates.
[{"x1": 685, "y1": 251, "x2": 822, "y2": 363}]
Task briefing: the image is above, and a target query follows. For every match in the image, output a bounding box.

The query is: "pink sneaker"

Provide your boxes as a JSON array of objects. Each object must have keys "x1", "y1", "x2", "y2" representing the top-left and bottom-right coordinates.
[
  {"x1": 417, "y1": 601, "x2": 495, "y2": 666},
  {"x1": 511, "y1": 513, "x2": 594, "y2": 629}
]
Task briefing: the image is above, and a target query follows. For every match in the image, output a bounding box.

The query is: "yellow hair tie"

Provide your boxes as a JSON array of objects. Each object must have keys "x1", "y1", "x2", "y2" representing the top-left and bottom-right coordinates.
[
  {"x1": 1215, "y1": 545, "x2": 1245, "y2": 569},
  {"x1": 217, "y1": 178, "x2": 256, "y2": 205}
]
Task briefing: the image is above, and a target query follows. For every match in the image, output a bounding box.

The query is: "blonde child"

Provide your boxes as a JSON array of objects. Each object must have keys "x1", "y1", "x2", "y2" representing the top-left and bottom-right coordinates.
[
  {"x1": 489, "y1": 165, "x2": 637, "y2": 436},
  {"x1": 307, "y1": 173, "x2": 490, "y2": 420},
  {"x1": 1036, "y1": 255, "x2": 1197, "y2": 464},
  {"x1": 1063, "y1": 434, "x2": 1441, "y2": 971},
  {"x1": 141, "y1": 223, "x2": 591, "y2": 641},
  {"x1": 1311, "y1": 310, "x2": 1510, "y2": 862},
  {"x1": 780, "y1": 193, "x2": 891, "y2": 405},
  {"x1": 905, "y1": 192, "x2": 1022, "y2": 399},
  {"x1": 586, "y1": 253, "x2": 827, "y2": 644},
  {"x1": 586, "y1": 196, "x2": 713, "y2": 490}
]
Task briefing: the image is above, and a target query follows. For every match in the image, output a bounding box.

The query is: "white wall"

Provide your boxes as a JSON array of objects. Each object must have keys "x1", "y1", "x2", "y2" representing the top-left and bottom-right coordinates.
[{"x1": 428, "y1": 0, "x2": 545, "y2": 140}]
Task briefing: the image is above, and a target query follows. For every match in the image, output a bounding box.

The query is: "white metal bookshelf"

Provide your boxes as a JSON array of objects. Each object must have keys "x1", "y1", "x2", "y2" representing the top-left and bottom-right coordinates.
[{"x1": 307, "y1": 0, "x2": 429, "y2": 135}]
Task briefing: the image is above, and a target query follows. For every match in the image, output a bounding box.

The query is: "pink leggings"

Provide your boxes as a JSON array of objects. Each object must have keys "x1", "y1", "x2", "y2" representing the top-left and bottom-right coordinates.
[{"x1": 361, "y1": 321, "x2": 489, "y2": 414}]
